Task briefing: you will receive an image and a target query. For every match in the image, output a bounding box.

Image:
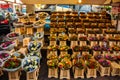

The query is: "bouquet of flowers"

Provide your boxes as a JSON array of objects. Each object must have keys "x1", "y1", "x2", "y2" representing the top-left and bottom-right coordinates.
[
  {"x1": 58, "y1": 45, "x2": 69, "y2": 51},
  {"x1": 34, "y1": 32, "x2": 44, "y2": 39},
  {"x1": 28, "y1": 41, "x2": 42, "y2": 52},
  {"x1": 101, "y1": 44, "x2": 111, "y2": 51},
  {"x1": 89, "y1": 36, "x2": 98, "y2": 41},
  {"x1": 22, "y1": 56, "x2": 40, "y2": 73},
  {"x1": 70, "y1": 35, "x2": 78, "y2": 41},
  {"x1": 68, "y1": 29, "x2": 76, "y2": 33},
  {"x1": 92, "y1": 44, "x2": 101, "y2": 51},
  {"x1": 104, "y1": 54, "x2": 117, "y2": 61},
  {"x1": 49, "y1": 35, "x2": 57, "y2": 41},
  {"x1": 98, "y1": 59, "x2": 111, "y2": 67},
  {"x1": 7, "y1": 32, "x2": 19, "y2": 40},
  {"x1": 82, "y1": 54, "x2": 92, "y2": 60},
  {"x1": 47, "y1": 59, "x2": 58, "y2": 69},
  {"x1": 58, "y1": 34, "x2": 68, "y2": 41},
  {"x1": 59, "y1": 53, "x2": 70, "y2": 61},
  {"x1": 112, "y1": 45, "x2": 120, "y2": 51},
  {"x1": 33, "y1": 20, "x2": 45, "y2": 28},
  {"x1": 85, "y1": 59, "x2": 98, "y2": 69},
  {"x1": 77, "y1": 29, "x2": 85, "y2": 33},
  {"x1": 80, "y1": 46, "x2": 90, "y2": 51},
  {"x1": 72, "y1": 46, "x2": 80, "y2": 52},
  {"x1": 48, "y1": 45, "x2": 58, "y2": 51},
  {"x1": 0, "y1": 51, "x2": 10, "y2": 61},
  {"x1": 47, "y1": 52, "x2": 57, "y2": 60},
  {"x1": 58, "y1": 58, "x2": 72, "y2": 70},
  {"x1": 3, "y1": 58, "x2": 21, "y2": 71},
  {"x1": 0, "y1": 41, "x2": 15, "y2": 50},
  {"x1": 94, "y1": 54, "x2": 103, "y2": 61},
  {"x1": 11, "y1": 52, "x2": 25, "y2": 59},
  {"x1": 72, "y1": 59, "x2": 85, "y2": 69},
  {"x1": 28, "y1": 51, "x2": 41, "y2": 58},
  {"x1": 79, "y1": 36, "x2": 87, "y2": 41},
  {"x1": 72, "y1": 53, "x2": 81, "y2": 59}
]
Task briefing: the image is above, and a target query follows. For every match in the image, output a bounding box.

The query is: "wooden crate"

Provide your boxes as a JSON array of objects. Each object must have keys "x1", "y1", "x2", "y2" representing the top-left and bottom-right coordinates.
[
  {"x1": 88, "y1": 34, "x2": 95, "y2": 37},
  {"x1": 18, "y1": 47, "x2": 28, "y2": 54},
  {"x1": 37, "y1": 27, "x2": 44, "y2": 32},
  {"x1": 60, "y1": 51, "x2": 67, "y2": 54},
  {"x1": 23, "y1": 37, "x2": 31, "y2": 47},
  {"x1": 26, "y1": 27, "x2": 33, "y2": 35},
  {"x1": 15, "y1": 27, "x2": 23, "y2": 35},
  {"x1": 26, "y1": 68, "x2": 39, "y2": 80},
  {"x1": 79, "y1": 41, "x2": 87, "y2": 46},
  {"x1": 14, "y1": 38, "x2": 19, "y2": 47},
  {"x1": 74, "y1": 67, "x2": 84, "y2": 78},
  {"x1": 60, "y1": 41, "x2": 66, "y2": 45},
  {"x1": 78, "y1": 34, "x2": 85, "y2": 37},
  {"x1": 111, "y1": 62, "x2": 120, "y2": 76},
  {"x1": 96, "y1": 34, "x2": 103, "y2": 37},
  {"x1": 8, "y1": 70, "x2": 21, "y2": 80},
  {"x1": 0, "y1": 68, "x2": 3, "y2": 76},
  {"x1": 109, "y1": 41, "x2": 116, "y2": 46},
  {"x1": 87, "y1": 68, "x2": 97, "y2": 78},
  {"x1": 106, "y1": 34, "x2": 112, "y2": 38},
  {"x1": 93, "y1": 51, "x2": 101, "y2": 56},
  {"x1": 99, "y1": 65, "x2": 110, "y2": 76},
  {"x1": 90, "y1": 41, "x2": 98, "y2": 46},
  {"x1": 48, "y1": 68, "x2": 58, "y2": 78},
  {"x1": 60, "y1": 69, "x2": 70, "y2": 79},
  {"x1": 117, "y1": 42, "x2": 120, "y2": 45},
  {"x1": 50, "y1": 41, "x2": 56, "y2": 45},
  {"x1": 99, "y1": 41, "x2": 104, "y2": 46},
  {"x1": 82, "y1": 51, "x2": 89, "y2": 55},
  {"x1": 71, "y1": 41, "x2": 78, "y2": 47}
]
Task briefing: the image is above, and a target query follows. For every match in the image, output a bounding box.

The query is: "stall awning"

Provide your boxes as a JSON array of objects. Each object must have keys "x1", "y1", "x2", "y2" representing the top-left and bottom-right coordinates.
[{"x1": 21, "y1": 0, "x2": 106, "y2": 4}]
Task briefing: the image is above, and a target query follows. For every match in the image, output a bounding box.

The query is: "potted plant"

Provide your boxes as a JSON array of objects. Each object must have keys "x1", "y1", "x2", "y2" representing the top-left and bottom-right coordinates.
[
  {"x1": 98, "y1": 59, "x2": 111, "y2": 76},
  {"x1": 48, "y1": 45, "x2": 58, "y2": 51}
]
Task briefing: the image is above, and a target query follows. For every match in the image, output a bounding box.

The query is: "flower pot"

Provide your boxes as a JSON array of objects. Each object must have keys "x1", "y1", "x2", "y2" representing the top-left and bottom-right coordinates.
[
  {"x1": 87, "y1": 68, "x2": 97, "y2": 78},
  {"x1": 60, "y1": 69, "x2": 70, "y2": 79},
  {"x1": 99, "y1": 64, "x2": 110, "y2": 76},
  {"x1": 48, "y1": 68, "x2": 58, "y2": 78},
  {"x1": 111, "y1": 62, "x2": 120, "y2": 76},
  {"x1": 74, "y1": 67, "x2": 84, "y2": 78}
]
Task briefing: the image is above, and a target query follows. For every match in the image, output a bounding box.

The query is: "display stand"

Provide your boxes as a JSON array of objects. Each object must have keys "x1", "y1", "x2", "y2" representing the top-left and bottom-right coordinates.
[
  {"x1": 37, "y1": 27, "x2": 44, "y2": 33},
  {"x1": 79, "y1": 41, "x2": 87, "y2": 46},
  {"x1": 90, "y1": 41, "x2": 98, "y2": 46},
  {"x1": 23, "y1": 37, "x2": 31, "y2": 47},
  {"x1": 48, "y1": 68, "x2": 58, "y2": 78},
  {"x1": 71, "y1": 41, "x2": 78, "y2": 47},
  {"x1": 74, "y1": 67, "x2": 84, "y2": 79},
  {"x1": 87, "y1": 68, "x2": 96, "y2": 78},
  {"x1": 50, "y1": 41, "x2": 56, "y2": 45},
  {"x1": 26, "y1": 68, "x2": 39, "y2": 80},
  {"x1": 99, "y1": 65, "x2": 110, "y2": 76},
  {"x1": 26, "y1": 27, "x2": 33, "y2": 35},
  {"x1": 0, "y1": 68, "x2": 3, "y2": 76},
  {"x1": 8, "y1": 70, "x2": 21, "y2": 80},
  {"x1": 109, "y1": 41, "x2": 116, "y2": 46},
  {"x1": 60, "y1": 69, "x2": 70, "y2": 79},
  {"x1": 60, "y1": 41, "x2": 66, "y2": 45},
  {"x1": 111, "y1": 62, "x2": 120, "y2": 76}
]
